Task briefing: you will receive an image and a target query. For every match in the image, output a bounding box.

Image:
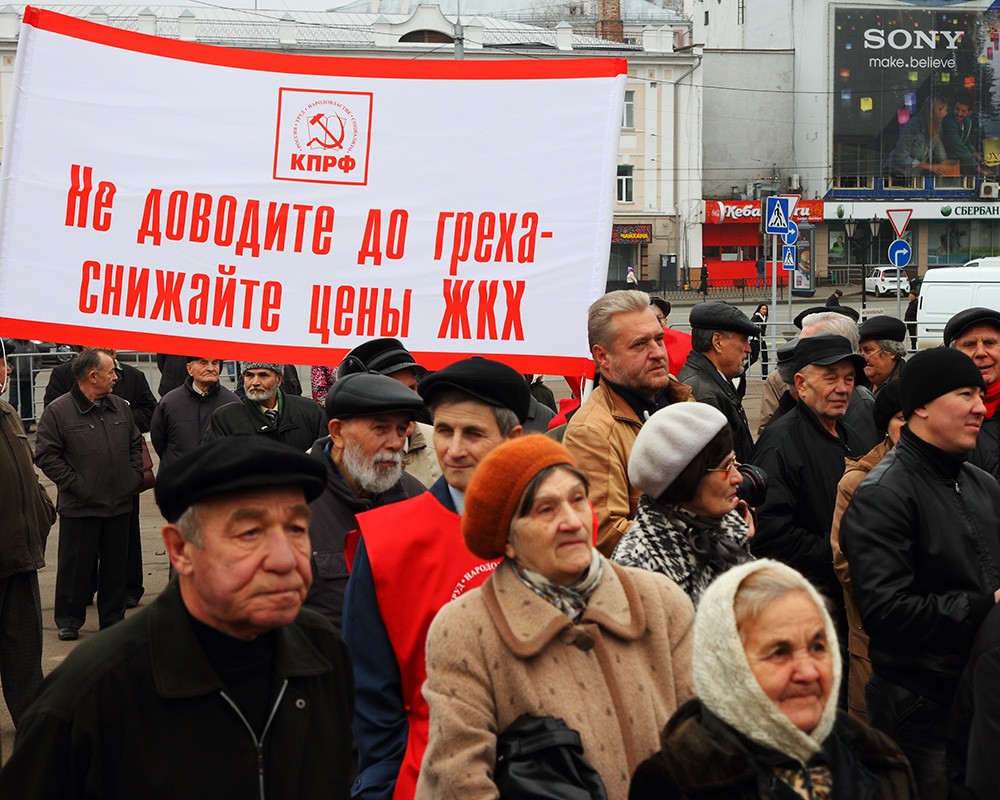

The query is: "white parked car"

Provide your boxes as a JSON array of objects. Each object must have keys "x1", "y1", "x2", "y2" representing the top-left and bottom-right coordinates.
[{"x1": 865, "y1": 266, "x2": 911, "y2": 297}]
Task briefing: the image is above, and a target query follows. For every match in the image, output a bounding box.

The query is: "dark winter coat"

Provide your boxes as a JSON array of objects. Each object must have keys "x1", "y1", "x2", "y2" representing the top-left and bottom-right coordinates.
[
  {"x1": 149, "y1": 377, "x2": 239, "y2": 467},
  {"x1": 751, "y1": 403, "x2": 858, "y2": 602},
  {"x1": 203, "y1": 391, "x2": 326, "y2": 453},
  {"x1": 840, "y1": 426, "x2": 1000, "y2": 705},
  {"x1": 0, "y1": 581, "x2": 354, "y2": 800},
  {"x1": 678, "y1": 350, "x2": 754, "y2": 464},
  {"x1": 630, "y1": 700, "x2": 916, "y2": 800},
  {"x1": 0, "y1": 400, "x2": 55, "y2": 577},
  {"x1": 304, "y1": 436, "x2": 425, "y2": 630},
  {"x1": 968, "y1": 413, "x2": 1000, "y2": 482},
  {"x1": 34, "y1": 385, "x2": 143, "y2": 518},
  {"x1": 44, "y1": 359, "x2": 158, "y2": 433}
]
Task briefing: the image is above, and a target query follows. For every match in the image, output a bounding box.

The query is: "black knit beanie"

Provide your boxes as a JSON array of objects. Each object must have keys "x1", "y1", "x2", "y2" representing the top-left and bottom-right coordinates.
[
  {"x1": 872, "y1": 380, "x2": 902, "y2": 435},
  {"x1": 899, "y1": 348, "x2": 985, "y2": 419}
]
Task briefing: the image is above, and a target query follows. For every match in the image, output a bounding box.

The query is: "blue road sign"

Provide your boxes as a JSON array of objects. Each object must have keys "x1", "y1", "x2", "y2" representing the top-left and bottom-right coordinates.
[
  {"x1": 764, "y1": 197, "x2": 791, "y2": 234},
  {"x1": 783, "y1": 220, "x2": 799, "y2": 246},
  {"x1": 782, "y1": 245, "x2": 797, "y2": 270},
  {"x1": 888, "y1": 238, "x2": 912, "y2": 269}
]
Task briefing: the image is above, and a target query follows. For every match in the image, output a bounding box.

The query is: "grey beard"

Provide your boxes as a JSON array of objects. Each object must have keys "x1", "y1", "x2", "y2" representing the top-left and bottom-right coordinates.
[
  {"x1": 342, "y1": 438, "x2": 403, "y2": 495},
  {"x1": 246, "y1": 386, "x2": 277, "y2": 404}
]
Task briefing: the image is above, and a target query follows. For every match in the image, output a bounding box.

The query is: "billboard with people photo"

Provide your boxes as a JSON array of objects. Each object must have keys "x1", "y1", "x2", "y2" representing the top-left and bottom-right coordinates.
[{"x1": 833, "y1": 7, "x2": 1000, "y2": 183}]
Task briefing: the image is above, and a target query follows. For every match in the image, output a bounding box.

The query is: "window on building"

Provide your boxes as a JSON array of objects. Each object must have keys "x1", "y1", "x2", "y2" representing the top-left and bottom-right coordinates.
[
  {"x1": 737, "y1": 0, "x2": 745, "y2": 24},
  {"x1": 617, "y1": 165, "x2": 634, "y2": 203},
  {"x1": 704, "y1": 11, "x2": 709, "y2": 26},
  {"x1": 622, "y1": 91, "x2": 635, "y2": 129}
]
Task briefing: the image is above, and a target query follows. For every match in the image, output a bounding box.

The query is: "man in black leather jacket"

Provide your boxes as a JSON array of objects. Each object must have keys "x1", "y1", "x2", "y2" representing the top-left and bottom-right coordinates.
[
  {"x1": 841, "y1": 347, "x2": 1000, "y2": 800},
  {"x1": 678, "y1": 301, "x2": 757, "y2": 463}
]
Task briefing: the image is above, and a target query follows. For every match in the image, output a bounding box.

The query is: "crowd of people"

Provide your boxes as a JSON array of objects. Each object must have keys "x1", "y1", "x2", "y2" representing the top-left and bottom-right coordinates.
[{"x1": 0, "y1": 288, "x2": 998, "y2": 799}]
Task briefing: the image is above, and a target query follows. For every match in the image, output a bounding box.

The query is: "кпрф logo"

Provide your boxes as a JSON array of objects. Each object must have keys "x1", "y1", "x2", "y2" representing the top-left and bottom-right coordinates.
[{"x1": 273, "y1": 89, "x2": 373, "y2": 186}]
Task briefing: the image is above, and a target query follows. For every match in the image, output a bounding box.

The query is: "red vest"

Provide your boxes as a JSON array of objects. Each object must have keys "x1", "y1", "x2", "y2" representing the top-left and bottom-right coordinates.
[{"x1": 356, "y1": 492, "x2": 499, "y2": 800}]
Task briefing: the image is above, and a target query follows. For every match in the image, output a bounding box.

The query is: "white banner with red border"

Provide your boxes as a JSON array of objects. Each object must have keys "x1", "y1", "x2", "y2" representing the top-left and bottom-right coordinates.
[{"x1": 0, "y1": 8, "x2": 625, "y2": 375}]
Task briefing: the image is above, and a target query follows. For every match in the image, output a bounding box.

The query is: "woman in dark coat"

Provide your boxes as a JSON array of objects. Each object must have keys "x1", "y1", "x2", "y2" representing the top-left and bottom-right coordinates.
[{"x1": 630, "y1": 559, "x2": 917, "y2": 800}]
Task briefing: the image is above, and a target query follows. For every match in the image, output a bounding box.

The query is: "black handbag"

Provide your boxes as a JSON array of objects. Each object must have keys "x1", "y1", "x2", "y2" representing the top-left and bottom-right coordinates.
[{"x1": 494, "y1": 714, "x2": 608, "y2": 800}]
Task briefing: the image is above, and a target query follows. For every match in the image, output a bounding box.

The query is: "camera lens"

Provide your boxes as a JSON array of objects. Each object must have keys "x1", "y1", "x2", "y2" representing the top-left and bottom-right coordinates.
[{"x1": 735, "y1": 464, "x2": 768, "y2": 506}]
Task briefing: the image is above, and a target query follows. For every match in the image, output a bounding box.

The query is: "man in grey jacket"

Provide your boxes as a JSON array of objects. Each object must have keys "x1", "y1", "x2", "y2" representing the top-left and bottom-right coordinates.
[{"x1": 34, "y1": 348, "x2": 143, "y2": 641}]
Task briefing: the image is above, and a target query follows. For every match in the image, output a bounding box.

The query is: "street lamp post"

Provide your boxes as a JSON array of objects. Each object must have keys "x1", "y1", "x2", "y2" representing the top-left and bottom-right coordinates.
[
  {"x1": 844, "y1": 217, "x2": 882, "y2": 313},
  {"x1": 865, "y1": 216, "x2": 882, "y2": 313}
]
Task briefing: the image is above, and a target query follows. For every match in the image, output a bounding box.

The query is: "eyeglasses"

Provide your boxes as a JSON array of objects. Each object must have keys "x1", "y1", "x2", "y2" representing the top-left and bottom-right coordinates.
[
  {"x1": 655, "y1": 314, "x2": 668, "y2": 324},
  {"x1": 707, "y1": 455, "x2": 740, "y2": 475},
  {"x1": 859, "y1": 346, "x2": 884, "y2": 360}
]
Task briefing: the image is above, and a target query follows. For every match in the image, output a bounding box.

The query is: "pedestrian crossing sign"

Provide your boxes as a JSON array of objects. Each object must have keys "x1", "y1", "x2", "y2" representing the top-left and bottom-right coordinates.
[
  {"x1": 764, "y1": 196, "x2": 792, "y2": 234},
  {"x1": 782, "y1": 245, "x2": 796, "y2": 270}
]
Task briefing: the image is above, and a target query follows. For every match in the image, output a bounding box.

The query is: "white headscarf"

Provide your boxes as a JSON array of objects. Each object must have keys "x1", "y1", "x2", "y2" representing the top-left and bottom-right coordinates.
[{"x1": 693, "y1": 559, "x2": 843, "y2": 765}]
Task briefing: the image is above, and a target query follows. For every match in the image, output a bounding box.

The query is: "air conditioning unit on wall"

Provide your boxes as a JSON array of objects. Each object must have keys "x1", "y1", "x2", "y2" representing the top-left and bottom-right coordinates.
[{"x1": 980, "y1": 181, "x2": 1000, "y2": 200}]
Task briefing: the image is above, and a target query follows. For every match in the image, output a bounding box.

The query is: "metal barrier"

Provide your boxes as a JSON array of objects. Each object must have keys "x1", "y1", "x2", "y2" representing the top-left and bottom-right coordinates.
[{"x1": 1, "y1": 349, "x2": 159, "y2": 428}]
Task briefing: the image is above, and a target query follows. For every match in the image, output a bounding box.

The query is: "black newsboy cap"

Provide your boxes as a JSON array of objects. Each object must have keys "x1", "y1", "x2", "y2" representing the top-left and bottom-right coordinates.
[
  {"x1": 944, "y1": 307, "x2": 1000, "y2": 346},
  {"x1": 791, "y1": 334, "x2": 865, "y2": 374},
  {"x1": 325, "y1": 373, "x2": 427, "y2": 422},
  {"x1": 418, "y1": 357, "x2": 531, "y2": 424},
  {"x1": 858, "y1": 315, "x2": 907, "y2": 343},
  {"x1": 689, "y1": 302, "x2": 758, "y2": 336},
  {"x1": 338, "y1": 337, "x2": 423, "y2": 379},
  {"x1": 155, "y1": 438, "x2": 326, "y2": 523}
]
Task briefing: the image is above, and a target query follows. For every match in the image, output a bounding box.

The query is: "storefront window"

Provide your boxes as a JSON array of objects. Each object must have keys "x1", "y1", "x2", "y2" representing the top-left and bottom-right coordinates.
[
  {"x1": 608, "y1": 243, "x2": 634, "y2": 281},
  {"x1": 928, "y1": 221, "x2": 971, "y2": 266}
]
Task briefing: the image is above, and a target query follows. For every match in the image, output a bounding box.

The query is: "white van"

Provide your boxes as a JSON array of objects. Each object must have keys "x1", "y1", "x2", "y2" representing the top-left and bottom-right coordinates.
[{"x1": 917, "y1": 262, "x2": 1000, "y2": 348}]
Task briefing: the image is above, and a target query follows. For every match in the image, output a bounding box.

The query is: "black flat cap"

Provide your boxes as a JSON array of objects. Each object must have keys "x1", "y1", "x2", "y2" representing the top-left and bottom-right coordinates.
[
  {"x1": 650, "y1": 297, "x2": 671, "y2": 319},
  {"x1": 793, "y1": 305, "x2": 859, "y2": 329},
  {"x1": 325, "y1": 372, "x2": 427, "y2": 422},
  {"x1": 944, "y1": 307, "x2": 1000, "y2": 346},
  {"x1": 338, "y1": 337, "x2": 424, "y2": 379},
  {"x1": 418, "y1": 357, "x2": 531, "y2": 424},
  {"x1": 155, "y1": 438, "x2": 326, "y2": 523},
  {"x1": 776, "y1": 338, "x2": 799, "y2": 364},
  {"x1": 791, "y1": 334, "x2": 865, "y2": 374},
  {"x1": 689, "y1": 302, "x2": 758, "y2": 336},
  {"x1": 858, "y1": 315, "x2": 907, "y2": 343}
]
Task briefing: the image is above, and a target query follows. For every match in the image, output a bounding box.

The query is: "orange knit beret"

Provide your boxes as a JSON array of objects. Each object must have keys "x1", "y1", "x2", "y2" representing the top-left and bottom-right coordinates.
[{"x1": 461, "y1": 435, "x2": 579, "y2": 560}]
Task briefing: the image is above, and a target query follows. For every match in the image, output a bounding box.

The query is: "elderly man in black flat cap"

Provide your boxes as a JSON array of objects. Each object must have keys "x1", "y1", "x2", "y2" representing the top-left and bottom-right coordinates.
[
  {"x1": 0, "y1": 438, "x2": 354, "y2": 799},
  {"x1": 946, "y1": 307, "x2": 1000, "y2": 481},
  {"x1": 841, "y1": 348, "x2": 1000, "y2": 800},
  {"x1": 336, "y1": 337, "x2": 440, "y2": 487},
  {"x1": 342, "y1": 356, "x2": 529, "y2": 800},
  {"x1": 751, "y1": 334, "x2": 865, "y2": 628},
  {"x1": 304, "y1": 373, "x2": 428, "y2": 630},
  {"x1": 758, "y1": 309, "x2": 880, "y2": 452},
  {"x1": 677, "y1": 301, "x2": 757, "y2": 463},
  {"x1": 858, "y1": 315, "x2": 908, "y2": 394},
  {"x1": 204, "y1": 361, "x2": 326, "y2": 452}
]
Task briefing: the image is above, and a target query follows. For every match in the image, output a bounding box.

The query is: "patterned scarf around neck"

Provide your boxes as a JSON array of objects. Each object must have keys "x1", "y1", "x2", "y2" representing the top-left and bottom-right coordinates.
[{"x1": 510, "y1": 547, "x2": 604, "y2": 622}]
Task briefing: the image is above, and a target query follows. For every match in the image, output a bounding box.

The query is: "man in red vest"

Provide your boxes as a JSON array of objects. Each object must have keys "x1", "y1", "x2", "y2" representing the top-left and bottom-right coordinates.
[{"x1": 342, "y1": 357, "x2": 529, "y2": 800}]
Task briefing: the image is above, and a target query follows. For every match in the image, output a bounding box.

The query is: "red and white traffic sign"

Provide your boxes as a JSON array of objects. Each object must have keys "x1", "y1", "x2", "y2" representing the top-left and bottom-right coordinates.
[{"x1": 886, "y1": 208, "x2": 913, "y2": 239}]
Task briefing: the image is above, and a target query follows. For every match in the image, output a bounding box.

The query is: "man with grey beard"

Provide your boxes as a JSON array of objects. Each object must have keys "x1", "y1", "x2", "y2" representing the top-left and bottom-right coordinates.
[
  {"x1": 303, "y1": 373, "x2": 428, "y2": 630},
  {"x1": 204, "y1": 362, "x2": 325, "y2": 452}
]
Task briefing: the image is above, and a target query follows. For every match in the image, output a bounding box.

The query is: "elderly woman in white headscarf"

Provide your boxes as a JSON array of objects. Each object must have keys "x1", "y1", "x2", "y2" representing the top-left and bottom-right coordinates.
[
  {"x1": 630, "y1": 559, "x2": 916, "y2": 800},
  {"x1": 613, "y1": 403, "x2": 753, "y2": 605}
]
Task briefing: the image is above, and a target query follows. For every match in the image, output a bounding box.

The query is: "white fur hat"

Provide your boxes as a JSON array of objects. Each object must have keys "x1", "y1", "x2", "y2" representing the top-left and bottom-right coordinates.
[{"x1": 628, "y1": 403, "x2": 728, "y2": 498}]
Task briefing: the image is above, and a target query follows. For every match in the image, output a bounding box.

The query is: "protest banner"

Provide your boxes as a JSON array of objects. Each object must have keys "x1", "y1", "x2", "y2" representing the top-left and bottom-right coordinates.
[{"x1": 0, "y1": 8, "x2": 625, "y2": 374}]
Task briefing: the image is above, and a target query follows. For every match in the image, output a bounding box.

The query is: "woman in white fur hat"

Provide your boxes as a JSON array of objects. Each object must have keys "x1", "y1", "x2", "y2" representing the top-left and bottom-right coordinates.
[
  {"x1": 613, "y1": 403, "x2": 754, "y2": 605},
  {"x1": 629, "y1": 559, "x2": 916, "y2": 799}
]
